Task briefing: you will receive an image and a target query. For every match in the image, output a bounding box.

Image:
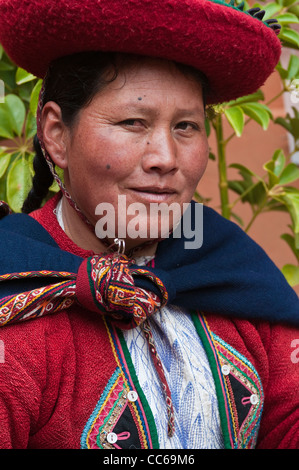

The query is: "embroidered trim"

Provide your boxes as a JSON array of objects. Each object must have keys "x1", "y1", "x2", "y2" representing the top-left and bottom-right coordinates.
[
  {"x1": 81, "y1": 319, "x2": 159, "y2": 449},
  {"x1": 109, "y1": 320, "x2": 159, "y2": 448},
  {"x1": 0, "y1": 270, "x2": 76, "y2": 325},
  {"x1": 214, "y1": 333, "x2": 264, "y2": 448},
  {"x1": 192, "y1": 312, "x2": 264, "y2": 449},
  {"x1": 81, "y1": 368, "x2": 126, "y2": 449}
]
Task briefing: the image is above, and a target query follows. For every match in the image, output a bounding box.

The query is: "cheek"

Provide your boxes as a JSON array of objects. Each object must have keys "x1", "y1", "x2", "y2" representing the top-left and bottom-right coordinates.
[
  {"x1": 67, "y1": 135, "x2": 127, "y2": 184},
  {"x1": 183, "y1": 140, "x2": 209, "y2": 189},
  {"x1": 80, "y1": 128, "x2": 139, "y2": 176}
]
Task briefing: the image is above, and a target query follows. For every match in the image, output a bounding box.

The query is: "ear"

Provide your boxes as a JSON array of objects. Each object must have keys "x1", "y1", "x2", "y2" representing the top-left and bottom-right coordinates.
[{"x1": 41, "y1": 101, "x2": 69, "y2": 169}]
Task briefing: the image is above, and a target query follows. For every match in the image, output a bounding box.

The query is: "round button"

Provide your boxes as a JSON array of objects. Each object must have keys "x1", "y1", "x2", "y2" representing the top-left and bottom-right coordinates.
[
  {"x1": 107, "y1": 432, "x2": 118, "y2": 444},
  {"x1": 221, "y1": 364, "x2": 231, "y2": 376},
  {"x1": 250, "y1": 394, "x2": 259, "y2": 405},
  {"x1": 127, "y1": 390, "x2": 138, "y2": 402}
]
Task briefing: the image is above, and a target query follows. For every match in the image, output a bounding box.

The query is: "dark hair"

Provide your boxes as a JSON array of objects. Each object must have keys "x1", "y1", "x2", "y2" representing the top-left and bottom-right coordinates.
[{"x1": 22, "y1": 51, "x2": 208, "y2": 213}]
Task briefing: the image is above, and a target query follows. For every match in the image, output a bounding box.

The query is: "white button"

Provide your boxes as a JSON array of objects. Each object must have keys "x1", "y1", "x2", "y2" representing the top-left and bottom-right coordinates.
[
  {"x1": 127, "y1": 390, "x2": 138, "y2": 402},
  {"x1": 107, "y1": 432, "x2": 118, "y2": 444},
  {"x1": 250, "y1": 394, "x2": 259, "y2": 405},
  {"x1": 221, "y1": 364, "x2": 231, "y2": 375}
]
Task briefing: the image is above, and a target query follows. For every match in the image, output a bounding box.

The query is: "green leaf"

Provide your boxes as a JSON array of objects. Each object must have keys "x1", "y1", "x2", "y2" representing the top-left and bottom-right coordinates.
[
  {"x1": 0, "y1": 152, "x2": 12, "y2": 178},
  {"x1": 4, "y1": 94, "x2": 26, "y2": 136},
  {"x1": 240, "y1": 103, "x2": 271, "y2": 130},
  {"x1": 228, "y1": 180, "x2": 247, "y2": 196},
  {"x1": 229, "y1": 163, "x2": 259, "y2": 178},
  {"x1": 6, "y1": 156, "x2": 32, "y2": 212},
  {"x1": 279, "y1": 163, "x2": 299, "y2": 185},
  {"x1": 273, "y1": 149, "x2": 286, "y2": 177},
  {"x1": 282, "y1": 0, "x2": 297, "y2": 7},
  {"x1": 275, "y1": 116, "x2": 292, "y2": 133},
  {"x1": 15, "y1": 67, "x2": 36, "y2": 85},
  {"x1": 288, "y1": 4, "x2": 299, "y2": 16},
  {"x1": 262, "y1": 2, "x2": 282, "y2": 19},
  {"x1": 276, "y1": 13, "x2": 299, "y2": 24},
  {"x1": 289, "y1": 117, "x2": 299, "y2": 139},
  {"x1": 0, "y1": 61, "x2": 15, "y2": 72},
  {"x1": 244, "y1": 180, "x2": 267, "y2": 206},
  {"x1": 229, "y1": 164, "x2": 266, "y2": 203},
  {"x1": 264, "y1": 160, "x2": 280, "y2": 187},
  {"x1": 276, "y1": 62, "x2": 288, "y2": 80},
  {"x1": 287, "y1": 54, "x2": 299, "y2": 80},
  {"x1": 48, "y1": 178, "x2": 60, "y2": 193},
  {"x1": 281, "y1": 264, "x2": 299, "y2": 287},
  {"x1": 275, "y1": 112, "x2": 299, "y2": 139},
  {"x1": 279, "y1": 27, "x2": 299, "y2": 48},
  {"x1": 226, "y1": 90, "x2": 264, "y2": 106},
  {"x1": 230, "y1": 211, "x2": 244, "y2": 226},
  {"x1": 264, "y1": 149, "x2": 286, "y2": 187},
  {"x1": 264, "y1": 200, "x2": 287, "y2": 212},
  {"x1": 29, "y1": 79, "x2": 42, "y2": 116},
  {"x1": 279, "y1": 188, "x2": 299, "y2": 233},
  {"x1": 25, "y1": 111, "x2": 37, "y2": 139},
  {"x1": 281, "y1": 233, "x2": 299, "y2": 262},
  {"x1": 0, "y1": 106, "x2": 14, "y2": 139},
  {"x1": 224, "y1": 106, "x2": 244, "y2": 137}
]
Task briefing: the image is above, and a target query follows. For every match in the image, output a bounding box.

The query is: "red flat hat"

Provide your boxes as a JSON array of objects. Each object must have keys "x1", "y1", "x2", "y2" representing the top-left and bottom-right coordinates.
[{"x1": 0, "y1": 0, "x2": 281, "y2": 104}]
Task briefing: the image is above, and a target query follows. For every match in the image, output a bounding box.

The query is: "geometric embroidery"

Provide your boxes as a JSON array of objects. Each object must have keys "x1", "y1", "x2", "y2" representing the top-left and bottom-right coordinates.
[
  {"x1": 193, "y1": 313, "x2": 264, "y2": 449},
  {"x1": 81, "y1": 368, "x2": 127, "y2": 449},
  {"x1": 0, "y1": 270, "x2": 76, "y2": 325},
  {"x1": 80, "y1": 366, "x2": 151, "y2": 449},
  {"x1": 212, "y1": 333, "x2": 264, "y2": 449}
]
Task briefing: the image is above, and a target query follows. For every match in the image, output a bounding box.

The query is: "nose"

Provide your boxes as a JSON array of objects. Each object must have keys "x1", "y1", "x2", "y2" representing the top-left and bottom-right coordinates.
[{"x1": 142, "y1": 128, "x2": 178, "y2": 174}]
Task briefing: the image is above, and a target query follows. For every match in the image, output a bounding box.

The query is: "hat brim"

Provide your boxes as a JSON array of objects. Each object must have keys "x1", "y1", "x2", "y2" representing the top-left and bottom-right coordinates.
[{"x1": 0, "y1": 0, "x2": 281, "y2": 104}]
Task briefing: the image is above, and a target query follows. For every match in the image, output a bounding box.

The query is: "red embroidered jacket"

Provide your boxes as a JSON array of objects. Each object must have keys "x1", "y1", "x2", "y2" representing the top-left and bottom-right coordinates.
[{"x1": 0, "y1": 195, "x2": 298, "y2": 449}]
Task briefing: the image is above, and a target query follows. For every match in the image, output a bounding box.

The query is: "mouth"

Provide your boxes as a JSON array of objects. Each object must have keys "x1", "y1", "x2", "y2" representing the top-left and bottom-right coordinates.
[
  {"x1": 129, "y1": 186, "x2": 177, "y2": 202},
  {"x1": 131, "y1": 186, "x2": 177, "y2": 194}
]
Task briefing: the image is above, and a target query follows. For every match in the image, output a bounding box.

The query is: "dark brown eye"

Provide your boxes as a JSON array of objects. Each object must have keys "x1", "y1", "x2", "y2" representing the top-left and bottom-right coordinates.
[
  {"x1": 176, "y1": 121, "x2": 198, "y2": 131},
  {"x1": 121, "y1": 119, "x2": 143, "y2": 126}
]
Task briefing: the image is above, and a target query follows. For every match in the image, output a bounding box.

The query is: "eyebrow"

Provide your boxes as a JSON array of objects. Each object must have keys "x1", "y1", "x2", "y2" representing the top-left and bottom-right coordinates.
[{"x1": 121, "y1": 102, "x2": 205, "y2": 120}]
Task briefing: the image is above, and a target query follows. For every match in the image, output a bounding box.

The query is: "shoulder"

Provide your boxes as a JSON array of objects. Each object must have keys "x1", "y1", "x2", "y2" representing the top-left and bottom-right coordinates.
[{"x1": 0, "y1": 311, "x2": 75, "y2": 377}]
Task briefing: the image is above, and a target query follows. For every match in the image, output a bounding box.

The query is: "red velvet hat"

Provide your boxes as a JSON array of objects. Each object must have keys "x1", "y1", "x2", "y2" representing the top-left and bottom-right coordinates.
[{"x1": 0, "y1": 0, "x2": 281, "y2": 104}]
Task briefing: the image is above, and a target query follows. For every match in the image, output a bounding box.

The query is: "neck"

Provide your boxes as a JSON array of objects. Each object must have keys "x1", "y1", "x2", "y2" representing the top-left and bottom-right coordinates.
[{"x1": 60, "y1": 196, "x2": 158, "y2": 258}]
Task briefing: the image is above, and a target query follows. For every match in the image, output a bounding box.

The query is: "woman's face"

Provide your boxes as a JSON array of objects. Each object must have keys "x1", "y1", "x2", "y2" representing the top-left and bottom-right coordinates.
[{"x1": 46, "y1": 58, "x2": 209, "y2": 250}]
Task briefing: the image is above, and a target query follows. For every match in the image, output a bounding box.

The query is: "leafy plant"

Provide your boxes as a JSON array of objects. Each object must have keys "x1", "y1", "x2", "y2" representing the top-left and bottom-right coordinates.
[
  {"x1": 0, "y1": 44, "x2": 57, "y2": 212},
  {"x1": 0, "y1": 0, "x2": 299, "y2": 287},
  {"x1": 198, "y1": 0, "x2": 299, "y2": 287}
]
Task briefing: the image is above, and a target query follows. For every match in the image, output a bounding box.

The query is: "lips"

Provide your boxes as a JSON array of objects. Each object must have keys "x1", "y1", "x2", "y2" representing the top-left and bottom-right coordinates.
[
  {"x1": 129, "y1": 186, "x2": 177, "y2": 202},
  {"x1": 131, "y1": 186, "x2": 177, "y2": 194}
]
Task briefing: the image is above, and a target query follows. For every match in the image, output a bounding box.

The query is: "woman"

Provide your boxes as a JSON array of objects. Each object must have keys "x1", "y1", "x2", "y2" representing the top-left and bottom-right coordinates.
[{"x1": 0, "y1": 0, "x2": 298, "y2": 449}]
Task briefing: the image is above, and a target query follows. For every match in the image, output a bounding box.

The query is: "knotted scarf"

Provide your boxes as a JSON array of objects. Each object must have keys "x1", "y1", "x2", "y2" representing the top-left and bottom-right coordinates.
[{"x1": 0, "y1": 199, "x2": 298, "y2": 436}]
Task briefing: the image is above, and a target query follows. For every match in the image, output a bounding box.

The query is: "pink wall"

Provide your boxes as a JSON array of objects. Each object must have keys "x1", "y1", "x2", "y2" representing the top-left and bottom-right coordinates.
[{"x1": 199, "y1": 70, "x2": 299, "y2": 294}]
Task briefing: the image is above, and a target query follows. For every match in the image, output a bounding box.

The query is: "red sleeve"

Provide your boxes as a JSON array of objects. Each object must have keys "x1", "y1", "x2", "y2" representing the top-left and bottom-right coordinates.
[
  {"x1": 0, "y1": 313, "x2": 74, "y2": 448},
  {"x1": 257, "y1": 322, "x2": 299, "y2": 449}
]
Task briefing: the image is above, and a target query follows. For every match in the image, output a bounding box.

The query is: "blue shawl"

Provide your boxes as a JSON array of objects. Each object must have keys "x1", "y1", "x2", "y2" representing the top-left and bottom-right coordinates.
[{"x1": 0, "y1": 201, "x2": 298, "y2": 325}]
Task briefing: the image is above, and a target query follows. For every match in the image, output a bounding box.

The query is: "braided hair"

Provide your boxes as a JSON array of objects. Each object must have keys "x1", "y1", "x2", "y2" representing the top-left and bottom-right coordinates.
[
  {"x1": 21, "y1": 135, "x2": 54, "y2": 213},
  {"x1": 22, "y1": 51, "x2": 208, "y2": 214}
]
